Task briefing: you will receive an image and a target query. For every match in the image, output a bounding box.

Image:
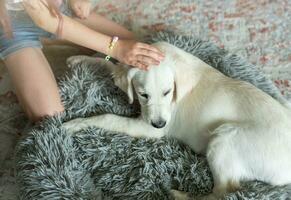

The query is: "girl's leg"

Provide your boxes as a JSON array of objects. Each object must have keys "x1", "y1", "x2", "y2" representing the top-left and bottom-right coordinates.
[{"x1": 4, "y1": 47, "x2": 64, "y2": 122}]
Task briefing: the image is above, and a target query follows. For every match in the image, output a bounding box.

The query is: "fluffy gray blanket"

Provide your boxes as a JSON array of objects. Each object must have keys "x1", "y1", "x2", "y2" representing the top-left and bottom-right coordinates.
[{"x1": 15, "y1": 32, "x2": 291, "y2": 200}]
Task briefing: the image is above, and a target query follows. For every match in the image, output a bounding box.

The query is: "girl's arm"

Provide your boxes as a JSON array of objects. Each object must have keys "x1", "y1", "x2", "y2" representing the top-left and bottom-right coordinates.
[
  {"x1": 23, "y1": 0, "x2": 113, "y2": 57},
  {"x1": 23, "y1": 0, "x2": 164, "y2": 70}
]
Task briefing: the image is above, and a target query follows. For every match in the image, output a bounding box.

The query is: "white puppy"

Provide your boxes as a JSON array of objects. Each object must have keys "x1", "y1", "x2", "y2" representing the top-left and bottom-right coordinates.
[{"x1": 63, "y1": 42, "x2": 291, "y2": 199}]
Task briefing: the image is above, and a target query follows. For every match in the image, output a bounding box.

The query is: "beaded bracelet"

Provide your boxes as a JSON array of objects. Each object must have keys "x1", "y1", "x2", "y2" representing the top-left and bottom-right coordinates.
[{"x1": 105, "y1": 36, "x2": 119, "y2": 61}]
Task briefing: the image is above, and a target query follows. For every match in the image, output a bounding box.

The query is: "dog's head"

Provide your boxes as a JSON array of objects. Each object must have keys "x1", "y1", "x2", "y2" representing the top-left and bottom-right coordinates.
[{"x1": 108, "y1": 42, "x2": 195, "y2": 129}]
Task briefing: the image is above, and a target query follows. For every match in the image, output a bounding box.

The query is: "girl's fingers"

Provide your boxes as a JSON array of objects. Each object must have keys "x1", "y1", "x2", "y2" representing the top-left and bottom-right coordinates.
[
  {"x1": 135, "y1": 55, "x2": 160, "y2": 66},
  {"x1": 71, "y1": 4, "x2": 81, "y2": 17},
  {"x1": 45, "y1": 0, "x2": 59, "y2": 16},
  {"x1": 84, "y1": 6, "x2": 91, "y2": 18},
  {"x1": 136, "y1": 43, "x2": 165, "y2": 57},
  {"x1": 39, "y1": 0, "x2": 49, "y2": 7},
  {"x1": 76, "y1": 6, "x2": 83, "y2": 17},
  {"x1": 73, "y1": 3, "x2": 91, "y2": 19},
  {"x1": 136, "y1": 48, "x2": 164, "y2": 62},
  {"x1": 80, "y1": 9, "x2": 88, "y2": 19},
  {"x1": 24, "y1": 0, "x2": 49, "y2": 11},
  {"x1": 130, "y1": 61, "x2": 148, "y2": 70},
  {"x1": 80, "y1": 6, "x2": 88, "y2": 19},
  {"x1": 81, "y1": 4, "x2": 90, "y2": 18},
  {"x1": 23, "y1": 0, "x2": 39, "y2": 9}
]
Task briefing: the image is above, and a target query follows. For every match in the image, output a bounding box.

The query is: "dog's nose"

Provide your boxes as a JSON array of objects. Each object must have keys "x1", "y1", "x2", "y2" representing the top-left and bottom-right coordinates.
[{"x1": 151, "y1": 120, "x2": 166, "y2": 128}]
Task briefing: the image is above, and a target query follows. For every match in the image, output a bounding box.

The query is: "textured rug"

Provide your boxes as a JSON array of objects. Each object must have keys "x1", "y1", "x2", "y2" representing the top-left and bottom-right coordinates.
[
  {"x1": 15, "y1": 32, "x2": 291, "y2": 200},
  {"x1": 1, "y1": 0, "x2": 291, "y2": 199}
]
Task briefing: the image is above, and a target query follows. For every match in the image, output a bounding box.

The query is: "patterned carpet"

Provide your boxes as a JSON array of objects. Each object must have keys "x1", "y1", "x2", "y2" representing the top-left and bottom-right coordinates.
[{"x1": 0, "y1": 0, "x2": 290, "y2": 199}]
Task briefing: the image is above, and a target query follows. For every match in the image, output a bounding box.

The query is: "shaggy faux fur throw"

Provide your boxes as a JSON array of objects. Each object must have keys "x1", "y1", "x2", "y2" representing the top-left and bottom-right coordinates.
[{"x1": 15, "y1": 32, "x2": 291, "y2": 200}]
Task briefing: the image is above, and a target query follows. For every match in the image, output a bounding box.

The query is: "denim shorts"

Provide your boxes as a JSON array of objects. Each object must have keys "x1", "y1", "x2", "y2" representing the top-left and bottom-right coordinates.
[{"x1": 0, "y1": 1, "x2": 73, "y2": 60}]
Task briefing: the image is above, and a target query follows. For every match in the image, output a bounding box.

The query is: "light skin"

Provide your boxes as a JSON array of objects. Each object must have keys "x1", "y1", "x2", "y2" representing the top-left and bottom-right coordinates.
[
  {"x1": 3, "y1": 0, "x2": 165, "y2": 122},
  {"x1": 23, "y1": 0, "x2": 165, "y2": 69}
]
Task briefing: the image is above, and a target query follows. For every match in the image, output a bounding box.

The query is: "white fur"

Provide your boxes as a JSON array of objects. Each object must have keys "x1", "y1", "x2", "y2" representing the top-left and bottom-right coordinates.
[{"x1": 63, "y1": 42, "x2": 291, "y2": 199}]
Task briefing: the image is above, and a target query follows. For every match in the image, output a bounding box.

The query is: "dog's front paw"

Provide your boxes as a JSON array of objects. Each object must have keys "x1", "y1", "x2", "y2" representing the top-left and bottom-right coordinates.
[{"x1": 62, "y1": 118, "x2": 87, "y2": 134}]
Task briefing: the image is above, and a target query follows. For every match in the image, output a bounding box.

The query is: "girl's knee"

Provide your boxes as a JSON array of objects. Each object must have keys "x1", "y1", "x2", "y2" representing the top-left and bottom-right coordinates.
[{"x1": 27, "y1": 105, "x2": 64, "y2": 123}]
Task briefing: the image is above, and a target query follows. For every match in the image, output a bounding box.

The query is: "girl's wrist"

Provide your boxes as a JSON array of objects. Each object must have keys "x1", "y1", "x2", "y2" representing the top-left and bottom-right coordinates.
[
  {"x1": 106, "y1": 36, "x2": 120, "y2": 61},
  {"x1": 111, "y1": 40, "x2": 120, "y2": 59}
]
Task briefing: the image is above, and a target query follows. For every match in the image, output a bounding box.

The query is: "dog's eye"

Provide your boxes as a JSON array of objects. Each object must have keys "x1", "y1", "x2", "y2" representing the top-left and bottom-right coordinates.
[
  {"x1": 163, "y1": 89, "x2": 171, "y2": 96},
  {"x1": 140, "y1": 93, "x2": 149, "y2": 99}
]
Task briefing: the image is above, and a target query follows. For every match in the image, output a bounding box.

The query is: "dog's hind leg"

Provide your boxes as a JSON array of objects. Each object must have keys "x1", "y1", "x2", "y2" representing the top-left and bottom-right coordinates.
[
  {"x1": 170, "y1": 190, "x2": 217, "y2": 200},
  {"x1": 170, "y1": 190, "x2": 190, "y2": 200},
  {"x1": 66, "y1": 55, "x2": 98, "y2": 68},
  {"x1": 66, "y1": 55, "x2": 117, "y2": 69},
  {"x1": 204, "y1": 123, "x2": 246, "y2": 199},
  {"x1": 170, "y1": 124, "x2": 244, "y2": 200}
]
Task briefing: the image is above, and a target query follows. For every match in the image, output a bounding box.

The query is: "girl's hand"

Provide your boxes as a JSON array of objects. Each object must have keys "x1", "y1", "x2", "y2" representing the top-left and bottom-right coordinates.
[
  {"x1": 23, "y1": 0, "x2": 55, "y2": 28},
  {"x1": 69, "y1": 0, "x2": 92, "y2": 19},
  {"x1": 112, "y1": 40, "x2": 165, "y2": 70}
]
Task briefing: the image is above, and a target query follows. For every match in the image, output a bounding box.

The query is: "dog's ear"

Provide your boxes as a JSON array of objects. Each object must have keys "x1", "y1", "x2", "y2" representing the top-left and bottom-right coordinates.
[
  {"x1": 124, "y1": 69, "x2": 138, "y2": 104},
  {"x1": 172, "y1": 57, "x2": 195, "y2": 103},
  {"x1": 108, "y1": 63, "x2": 138, "y2": 104}
]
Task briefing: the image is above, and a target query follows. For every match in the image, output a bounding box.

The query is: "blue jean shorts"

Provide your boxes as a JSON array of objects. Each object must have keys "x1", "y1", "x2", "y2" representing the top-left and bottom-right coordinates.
[{"x1": 0, "y1": 1, "x2": 73, "y2": 60}]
